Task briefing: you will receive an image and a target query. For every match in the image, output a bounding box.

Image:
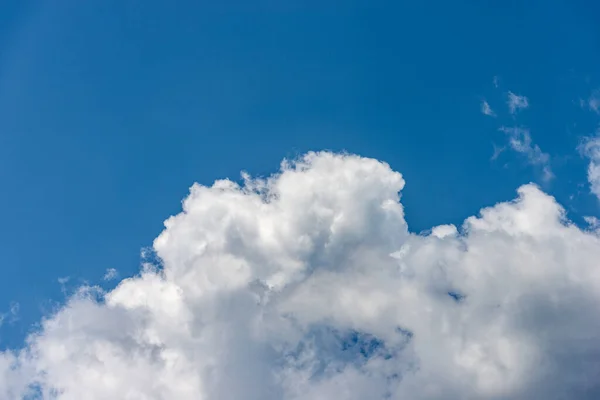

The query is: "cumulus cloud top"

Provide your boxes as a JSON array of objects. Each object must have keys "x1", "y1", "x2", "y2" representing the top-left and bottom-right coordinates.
[{"x1": 1, "y1": 151, "x2": 600, "y2": 399}]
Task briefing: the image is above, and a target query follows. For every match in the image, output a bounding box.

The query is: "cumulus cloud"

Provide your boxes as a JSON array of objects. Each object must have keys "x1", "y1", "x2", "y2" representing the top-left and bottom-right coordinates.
[
  {"x1": 1, "y1": 152, "x2": 600, "y2": 399},
  {"x1": 580, "y1": 134, "x2": 600, "y2": 200},
  {"x1": 499, "y1": 126, "x2": 553, "y2": 180},
  {"x1": 480, "y1": 100, "x2": 496, "y2": 117},
  {"x1": 507, "y1": 91, "x2": 529, "y2": 114}
]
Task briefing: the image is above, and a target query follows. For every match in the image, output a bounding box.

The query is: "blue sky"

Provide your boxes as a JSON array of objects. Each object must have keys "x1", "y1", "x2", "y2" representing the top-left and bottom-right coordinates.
[{"x1": 1, "y1": 0, "x2": 600, "y2": 352}]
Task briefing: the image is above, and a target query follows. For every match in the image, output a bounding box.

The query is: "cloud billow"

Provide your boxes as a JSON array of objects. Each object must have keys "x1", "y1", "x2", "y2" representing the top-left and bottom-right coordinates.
[{"x1": 1, "y1": 152, "x2": 600, "y2": 399}]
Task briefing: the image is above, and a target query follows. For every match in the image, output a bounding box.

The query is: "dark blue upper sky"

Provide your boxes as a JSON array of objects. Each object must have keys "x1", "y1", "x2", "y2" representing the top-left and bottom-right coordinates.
[{"x1": 1, "y1": 0, "x2": 600, "y2": 346}]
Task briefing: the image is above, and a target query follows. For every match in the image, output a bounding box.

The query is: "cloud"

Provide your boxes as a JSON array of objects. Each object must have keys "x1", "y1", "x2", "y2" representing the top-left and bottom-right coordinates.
[
  {"x1": 480, "y1": 100, "x2": 496, "y2": 117},
  {"x1": 584, "y1": 216, "x2": 600, "y2": 231},
  {"x1": 1, "y1": 152, "x2": 600, "y2": 399},
  {"x1": 582, "y1": 90, "x2": 600, "y2": 114},
  {"x1": 507, "y1": 91, "x2": 529, "y2": 114},
  {"x1": 103, "y1": 268, "x2": 118, "y2": 281},
  {"x1": 580, "y1": 134, "x2": 600, "y2": 200},
  {"x1": 490, "y1": 143, "x2": 506, "y2": 161},
  {"x1": 499, "y1": 126, "x2": 553, "y2": 180},
  {"x1": 0, "y1": 303, "x2": 19, "y2": 328}
]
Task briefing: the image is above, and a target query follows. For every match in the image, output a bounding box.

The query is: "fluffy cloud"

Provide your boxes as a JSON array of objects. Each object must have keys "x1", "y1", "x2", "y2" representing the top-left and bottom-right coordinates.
[
  {"x1": 499, "y1": 126, "x2": 553, "y2": 180},
  {"x1": 1, "y1": 152, "x2": 600, "y2": 399},
  {"x1": 507, "y1": 91, "x2": 529, "y2": 114}
]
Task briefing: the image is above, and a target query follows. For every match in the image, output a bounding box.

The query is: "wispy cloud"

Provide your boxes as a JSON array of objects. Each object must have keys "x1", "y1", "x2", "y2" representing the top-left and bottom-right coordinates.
[
  {"x1": 580, "y1": 134, "x2": 600, "y2": 200},
  {"x1": 0, "y1": 302, "x2": 19, "y2": 327},
  {"x1": 582, "y1": 89, "x2": 600, "y2": 114},
  {"x1": 482, "y1": 86, "x2": 549, "y2": 180},
  {"x1": 490, "y1": 143, "x2": 505, "y2": 161},
  {"x1": 500, "y1": 126, "x2": 553, "y2": 180},
  {"x1": 493, "y1": 75, "x2": 499, "y2": 88},
  {"x1": 584, "y1": 216, "x2": 600, "y2": 230},
  {"x1": 103, "y1": 268, "x2": 119, "y2": 281},
  {"x1": 481, "y1": 100, "x2": 496, "y2": 117},
  {"x1": 507, "y1": 91, "x2": 529, "y2": 114}
]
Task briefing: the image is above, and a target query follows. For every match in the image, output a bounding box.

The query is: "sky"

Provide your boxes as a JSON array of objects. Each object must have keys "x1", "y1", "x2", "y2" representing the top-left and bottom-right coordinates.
[{"x1": 1, "y1": 1, "x2": 600, "y2": 399}]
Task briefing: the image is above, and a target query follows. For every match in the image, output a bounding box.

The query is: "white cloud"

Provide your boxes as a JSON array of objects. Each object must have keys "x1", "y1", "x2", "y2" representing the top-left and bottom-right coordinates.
[
  {"x1": 499, "y1": 126, "x2": 553, "y2": 180},
  {"x1": 490, "y1": 143, "x2": 506, "y2": 161},
  {"x1": 507, "y1": 91, "x2": 529, "y2": 114},
  {"x1": 584, "y1": 216, "x2": 600, "y2": 231},
  {"x1": 103, "y1": 268, "x2": 118, "y2": 281},
  {"x1": 430, "y1": 224, "x2": 457, "y2": 238},
  {"x1": 480, "y1": 100, "x2": 496, "y2": 117},
  {"x1": 580, "y1": 134, "x2": 600, "y2": 200},
  {"x1": 56, "y1": 277, "x2": 69, "y2": 285},
  {"x1": 0, "y1": 303, "x2": 19, "y2": 328},
  {"x1": 1, "y1": 152, "x2": 600, "y2": 399},
  {"x1": 583, "y1": 90, "x2": 600, "y2": 114}
]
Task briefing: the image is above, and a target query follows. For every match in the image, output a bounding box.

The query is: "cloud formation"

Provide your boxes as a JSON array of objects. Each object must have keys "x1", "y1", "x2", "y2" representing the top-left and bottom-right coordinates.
[
  {"x1": 582, "y1": 89, "x2": 600, "y2": 114},
  {"x1": 1, "y1": 152, "x2": 600, "y2": 399},
  {"x1": 581, "y1": 134, "x2": 600, "y2": 200},
  {"x1": 0, "y1": 303, "x2": 19, "y2": 328},
  {"x1": 499, "y1": 126, "x2": 553, "y2": 180},
  {"x1": 483, "y1": 86, "x2": 549, "y2": 175},
  {"x1": 481, "y1": 100, "x2": 496, "y2": 117},
  {"x1": 507, "y1": 91, "x2": 529, "y2": 114},
  {"x1": 103, "y1": 268, "x2": 119, "y2": 281}
]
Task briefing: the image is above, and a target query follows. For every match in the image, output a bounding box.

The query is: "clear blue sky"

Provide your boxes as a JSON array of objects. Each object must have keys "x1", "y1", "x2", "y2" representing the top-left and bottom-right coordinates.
[{"x1": 1, "y1": 0, "x2": 599, "y2": 347}]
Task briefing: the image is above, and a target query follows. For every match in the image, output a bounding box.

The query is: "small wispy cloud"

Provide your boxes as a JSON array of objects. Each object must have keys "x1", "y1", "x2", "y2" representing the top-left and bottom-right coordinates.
[
  {"x1": 582, "y1": 89, "x2": 600, "y2": 114},
  {"x1": 500, "y1": 126, "x2": 553, "y2": 181},
  {"x1": 481, "y1": 100, "x2": 496, "y2": 117},
  {"x1": 103, "y1": 268, "x2": 119, "y2": 281},
  {"x1": 57, "y1": 276, "x2": 70, "y2": 295},
  {"x1": 0, "y1": 302, "x2": 19, "y2": 327},
  {"x1": 584, "y1": 216, "x2": 600, "y2": 231},
  {"x1": 490, "y1": 143, "x2": 505, "y2": 161},
  {"x1": 507, "y1": 91, "x2": 529, "y2": 114},
  {"x1": 580, "y1": 134, "x2": 600, "y2": 200}
]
